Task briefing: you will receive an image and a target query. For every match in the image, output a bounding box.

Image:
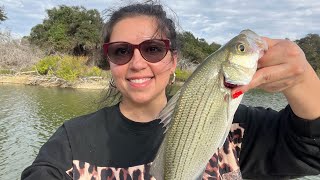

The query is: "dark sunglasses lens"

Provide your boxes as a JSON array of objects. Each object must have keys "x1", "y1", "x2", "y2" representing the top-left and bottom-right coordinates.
[
  {"x1": 140, "y1": 40, "x2": 168, "y2": 63},
  {"x1": 107, "y1": 43, "x2": 133, "y2": 65}
]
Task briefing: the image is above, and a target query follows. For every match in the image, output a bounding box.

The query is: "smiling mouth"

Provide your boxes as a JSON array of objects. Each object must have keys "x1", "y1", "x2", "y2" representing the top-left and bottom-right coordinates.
[{"x1": 128, "y1": 78, "x2": 152, "y2": 84}]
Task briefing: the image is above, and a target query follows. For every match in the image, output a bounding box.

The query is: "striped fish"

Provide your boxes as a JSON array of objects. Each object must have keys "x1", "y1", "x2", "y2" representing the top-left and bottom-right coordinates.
[{"x1": 150, "y1": 29, "x2": 268, "y2": 180}]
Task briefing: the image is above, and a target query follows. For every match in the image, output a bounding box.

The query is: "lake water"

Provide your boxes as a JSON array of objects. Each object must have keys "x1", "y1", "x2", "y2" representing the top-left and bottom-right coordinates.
[{"x1": 0, "y1": 84, "x2": 318, "y2": 180}]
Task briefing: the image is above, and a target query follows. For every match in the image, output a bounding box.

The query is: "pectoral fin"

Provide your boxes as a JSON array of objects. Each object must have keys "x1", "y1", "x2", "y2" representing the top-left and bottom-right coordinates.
[
  {"x1": 150, "y1": 90, "x2": 181, "y2": 179},
  {"x1": 157, "y1": 89, "x2": 181, "y2": 133}
]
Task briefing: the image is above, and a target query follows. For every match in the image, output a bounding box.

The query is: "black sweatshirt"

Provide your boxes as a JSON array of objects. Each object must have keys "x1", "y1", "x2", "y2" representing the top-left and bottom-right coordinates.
[{"x1": 21, "y1": 104, "x2": 320, "y2": 180}]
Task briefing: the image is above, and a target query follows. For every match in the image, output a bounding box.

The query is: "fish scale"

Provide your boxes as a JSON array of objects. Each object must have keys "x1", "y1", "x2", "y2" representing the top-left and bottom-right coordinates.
[
  {"x1": 150, "y1": 29, "x2": 268, "y2": 180},
  {"x1": 167, "y1": 73, "x2": 228, "y2": 179}
]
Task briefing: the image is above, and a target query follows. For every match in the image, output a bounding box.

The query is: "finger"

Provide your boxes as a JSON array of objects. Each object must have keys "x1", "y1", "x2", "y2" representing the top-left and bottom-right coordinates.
[
  {"x1": 259, "y1": 39, "x2": 305, "y2": 70},
  {"x1": 232, "y1": 63, "x2": 293, "y2": 94},
  {"x1": 261, "y1": 37, "x2": 282, "y2": 48},
  {"x1": 258, "y1": 39, "x2": 288, "y2": 68},
  {"x1": 257, "y1": 76, "x2": 298, "y2": 93}
]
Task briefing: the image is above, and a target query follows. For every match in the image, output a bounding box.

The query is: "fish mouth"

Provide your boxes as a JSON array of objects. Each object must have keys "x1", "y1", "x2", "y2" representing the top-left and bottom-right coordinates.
[{"x1": 223, "y1": 76, "x2": 240, "y2": 89}]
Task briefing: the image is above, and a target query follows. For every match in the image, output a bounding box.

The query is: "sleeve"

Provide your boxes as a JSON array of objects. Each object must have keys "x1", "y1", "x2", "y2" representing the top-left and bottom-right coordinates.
[
  {"x1": 21, "y1": 125, "x2": 73, "y2": 180},
  {"x1": 234, "y1": 104, "x2": 320, "y2": 179}
]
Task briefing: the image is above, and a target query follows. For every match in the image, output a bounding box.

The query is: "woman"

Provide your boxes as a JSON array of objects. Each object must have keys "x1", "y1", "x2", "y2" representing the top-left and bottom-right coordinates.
[{"x1": 22, "y1": 2, "x2": 320, "y2": 180}]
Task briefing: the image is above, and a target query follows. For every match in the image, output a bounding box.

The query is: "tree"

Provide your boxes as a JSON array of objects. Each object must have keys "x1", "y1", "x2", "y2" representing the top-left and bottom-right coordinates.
[
  {"x1": 0, "y1": 6, "x2": 7, "y2": 22},
  {"x1": 177, "y1": 31, "x2": 221, "y2": 64},
  {"x1": 295, "y1": 34, "x2": 320, "y2": 71},
  {"x1": 29, "y1": 5, "x2": 103, "y2": 54}
]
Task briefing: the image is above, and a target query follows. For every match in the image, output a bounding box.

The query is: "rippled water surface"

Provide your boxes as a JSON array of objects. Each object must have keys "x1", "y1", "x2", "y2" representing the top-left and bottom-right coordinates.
[
  {"x1": 0, "y1": 84, "x2": 318, "y2": 180},
  {"x1": 0, "y1": 84, "x2": 101, "y2": 180}
]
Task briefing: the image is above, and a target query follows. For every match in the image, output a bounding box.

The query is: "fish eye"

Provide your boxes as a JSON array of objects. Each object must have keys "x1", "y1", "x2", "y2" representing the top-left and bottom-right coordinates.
[{"x1": 237, "y1": 43, "x2": 245, "y2": 52}]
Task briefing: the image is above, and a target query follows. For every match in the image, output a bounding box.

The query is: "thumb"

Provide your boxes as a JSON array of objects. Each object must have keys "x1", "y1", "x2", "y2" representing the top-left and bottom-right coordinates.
[{"x1": 231, "y1": 70, "x2": 266, "y2": 98}]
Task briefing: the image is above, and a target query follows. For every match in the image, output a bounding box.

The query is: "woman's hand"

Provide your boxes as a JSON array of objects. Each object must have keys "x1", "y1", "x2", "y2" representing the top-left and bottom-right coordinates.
[{"x1": 233, "y1": 37, "x2": 320, "y2": 119}]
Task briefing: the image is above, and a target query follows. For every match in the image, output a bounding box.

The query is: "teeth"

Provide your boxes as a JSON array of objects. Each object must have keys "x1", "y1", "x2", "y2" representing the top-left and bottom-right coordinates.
[{"x1": 130, "y1": 78, "x2": 151, "y2": 84}]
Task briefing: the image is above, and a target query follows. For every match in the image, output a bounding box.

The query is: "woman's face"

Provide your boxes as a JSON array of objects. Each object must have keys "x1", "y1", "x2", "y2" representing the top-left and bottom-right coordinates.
[{"x1": 109, "y1": 15, "x2": 177, "y2": 106}]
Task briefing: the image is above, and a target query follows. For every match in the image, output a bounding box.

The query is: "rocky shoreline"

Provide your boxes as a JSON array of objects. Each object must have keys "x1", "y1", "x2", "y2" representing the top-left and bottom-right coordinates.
[{"x1": 0, "y1": 75, "x2": 109, "y2": 90}]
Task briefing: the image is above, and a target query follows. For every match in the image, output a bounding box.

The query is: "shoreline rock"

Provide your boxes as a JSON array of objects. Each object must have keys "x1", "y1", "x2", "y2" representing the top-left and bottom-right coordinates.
[{"x1": 0, "y1": 75, "x2": 109, "y2": 90}]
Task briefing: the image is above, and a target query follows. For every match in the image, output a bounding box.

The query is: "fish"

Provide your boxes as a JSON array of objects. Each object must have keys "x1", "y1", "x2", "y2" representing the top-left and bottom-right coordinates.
[{"x1": 150, "y1": 29, "x2": 268, "y2": 180}]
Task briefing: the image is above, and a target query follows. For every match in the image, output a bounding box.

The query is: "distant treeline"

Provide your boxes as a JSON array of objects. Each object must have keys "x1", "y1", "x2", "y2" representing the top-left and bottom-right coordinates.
[
  {"x1": 1, "y1": 5, "x2": 319, "y2": 74},
  {"x1": 24, "y1": 5, "x2": 221, "y2": 67}
]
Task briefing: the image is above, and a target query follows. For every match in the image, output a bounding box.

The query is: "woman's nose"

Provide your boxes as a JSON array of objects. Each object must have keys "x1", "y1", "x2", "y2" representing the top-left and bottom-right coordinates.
[{"x1": 129, "y1": 48, "x2": 148, "y2": 70}]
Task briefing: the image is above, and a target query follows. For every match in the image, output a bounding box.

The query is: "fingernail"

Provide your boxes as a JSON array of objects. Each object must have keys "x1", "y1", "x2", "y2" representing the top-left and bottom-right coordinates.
[{"x1": 232, "y1": 91, "x2": 243, "y2": 99}]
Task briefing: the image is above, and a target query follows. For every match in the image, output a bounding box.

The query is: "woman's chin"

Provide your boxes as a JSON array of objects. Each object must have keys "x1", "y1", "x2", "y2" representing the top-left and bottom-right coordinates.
[{"x1": 124, "y1": 92, "x2": 166, "y2": 107}]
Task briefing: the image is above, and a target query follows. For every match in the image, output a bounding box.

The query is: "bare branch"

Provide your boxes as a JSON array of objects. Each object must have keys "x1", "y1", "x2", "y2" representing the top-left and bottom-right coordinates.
[{"x1": 0, "y1": 30, "x2": 44, "y2": 71}]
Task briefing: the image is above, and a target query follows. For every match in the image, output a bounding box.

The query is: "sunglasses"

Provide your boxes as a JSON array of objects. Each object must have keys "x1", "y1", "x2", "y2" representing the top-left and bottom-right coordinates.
[{"x1": 103, "y1": 39, "x2": 171, "y2": 65}]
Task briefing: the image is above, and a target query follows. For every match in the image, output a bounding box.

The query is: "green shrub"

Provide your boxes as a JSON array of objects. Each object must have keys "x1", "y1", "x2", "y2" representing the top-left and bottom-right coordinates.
[
  {"x1": 33, "y1": 55, "x2": 111, "y2": 81},
  {"x1": 56, "y1": 56, "x2": 84, "y2": 81},
  {"x1": 175, "y1": 68, "x2": 192, "y2": 82},
  {"x1": 35, "y1": 56, "x2": 60, "y2": 75},
  {"x1": 83, "y1": 66, "x2": 102, "y2": 77}
]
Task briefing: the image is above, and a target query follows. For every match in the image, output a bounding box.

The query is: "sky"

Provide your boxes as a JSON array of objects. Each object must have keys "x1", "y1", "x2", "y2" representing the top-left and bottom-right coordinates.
[{"x1": 0, "y1": 0, "x2": 319, "y2": 44}]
